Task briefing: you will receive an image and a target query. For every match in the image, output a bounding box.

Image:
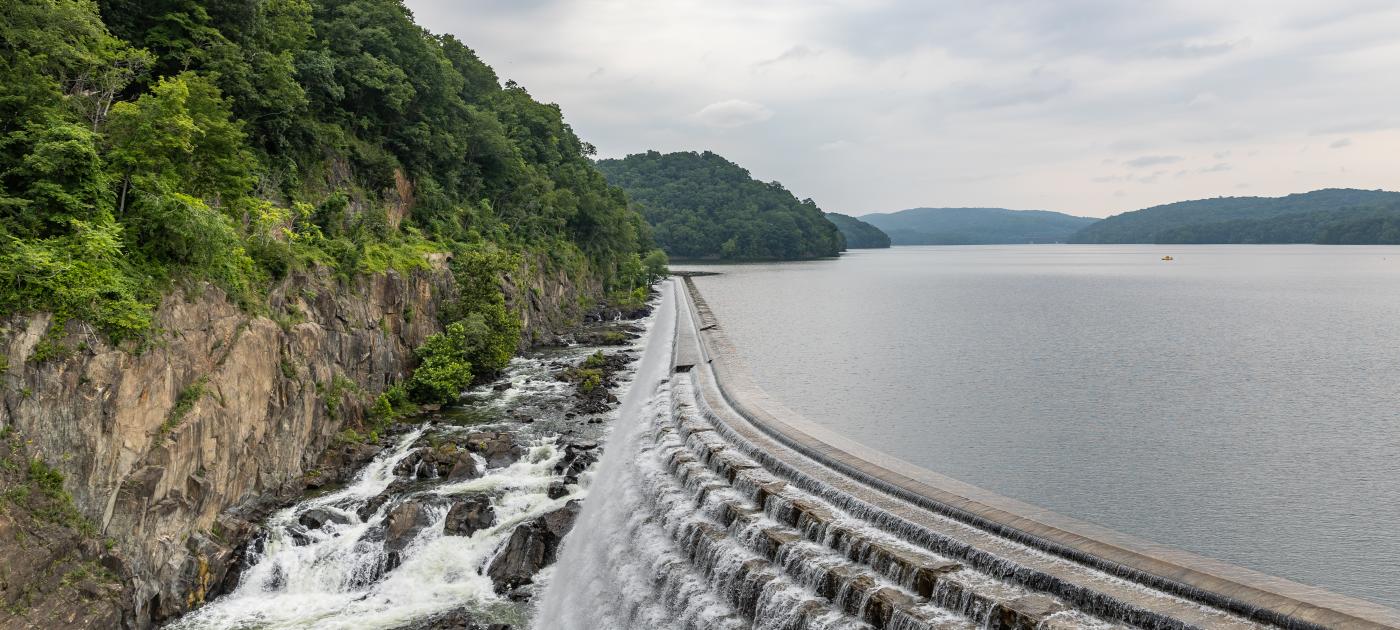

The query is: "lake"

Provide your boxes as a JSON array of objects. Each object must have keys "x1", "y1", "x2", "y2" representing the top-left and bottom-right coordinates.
[{"x1": 683, "y1": 245, "x2": 1400, "y2": 609}]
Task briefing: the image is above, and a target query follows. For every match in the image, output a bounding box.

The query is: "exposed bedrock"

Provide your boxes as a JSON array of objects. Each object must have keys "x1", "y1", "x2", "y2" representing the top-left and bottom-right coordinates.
[{"x1": 0, "y1": 258, "x2": 602, "y2": 628}]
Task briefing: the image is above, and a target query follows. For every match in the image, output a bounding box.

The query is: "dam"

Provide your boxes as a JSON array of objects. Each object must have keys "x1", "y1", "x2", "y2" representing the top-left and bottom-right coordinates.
[{"x1": 535, "y1": 278, "x2": 1400, "y2": 630}]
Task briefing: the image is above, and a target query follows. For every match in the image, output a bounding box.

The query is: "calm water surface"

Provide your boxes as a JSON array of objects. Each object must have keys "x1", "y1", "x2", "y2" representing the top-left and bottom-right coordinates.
[{"x1": 684, "y1": 245, "x2": 1400, "y2": 609}]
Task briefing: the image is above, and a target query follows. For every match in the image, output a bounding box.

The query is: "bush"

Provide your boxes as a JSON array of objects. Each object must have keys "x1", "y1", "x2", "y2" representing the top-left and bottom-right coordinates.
[{"x1": 408, "y1": 322, "x2": 475, "y2": 404}]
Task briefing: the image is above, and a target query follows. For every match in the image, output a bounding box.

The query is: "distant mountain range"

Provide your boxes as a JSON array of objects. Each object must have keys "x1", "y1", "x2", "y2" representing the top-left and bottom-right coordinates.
[
  {"x1": 854, "y1": 189, "x2": 1400, "y2": 246},
  {"x1": 859, "y1": 207, "x2": 1097, "y2": 245},
  {"x1": 824, "y1": 213, "x2": 890, "y2": 248},
  {"x1": 1068, "y1": 188, "x2": 1400, "y2": 244}
]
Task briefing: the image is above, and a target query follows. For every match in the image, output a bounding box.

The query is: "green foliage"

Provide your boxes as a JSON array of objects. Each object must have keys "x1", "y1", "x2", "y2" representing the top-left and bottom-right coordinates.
[
  {"x1": 162, "y1": 376, "x2": 207, "y2": 435},
  {"x1": 642, "y1": 249, "x2": 669, "y2": 283},
  {"x1": 583, "y1": 351, "x2": 607, "y2": 369},
  {"x1": 408, "y1": 322, "x2": 475, "y2": 404},
  {"x1": 2, "y1": 0, "x2": 656, "y2": 354},
  {"x1": 27, "y1": 459, "x2": 65, "y2": 496},
  {"x1": 824, "y1": 213, "x2": 890, "y2": 248},
  {"x1": 1070, "y1": 188, "x2": 1400, "y2": 244},
  {"x1": 595, "y1": 151, "x2": 844, "y2": 260},
  {"x1": 578, "y1": 369, "x2": 602, "y2": 394},
  {"x1": 319, "y1": 374, "x2": 360, "y2": 421},
  {"x1": 369, "y1": 383, "x2": 415, "y2": 425},
  {"x1": 28, "y1": 322, "x2": 73, "y2": 364}
]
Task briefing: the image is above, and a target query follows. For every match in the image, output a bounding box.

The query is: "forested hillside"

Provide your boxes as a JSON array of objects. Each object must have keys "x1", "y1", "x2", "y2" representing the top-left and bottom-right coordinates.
[
  {"x1": 860, "y1": 207, "x2": 1096, "y2": 245},
  {"x1": 596, "y1": 151, "x2": 844, "y2": 260},
  {"x1": 825, "y1": 213, "x2": 890, "y2": 248},
  {"x1": 1069, "y1": 189, "x2": 1400, "y2": 243},
  {"x1": 1, "y1": 0, "x2": 662, "y2": 393}
]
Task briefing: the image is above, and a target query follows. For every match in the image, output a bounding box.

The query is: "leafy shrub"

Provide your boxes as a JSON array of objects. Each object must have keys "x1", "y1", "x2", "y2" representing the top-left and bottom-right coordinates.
[{"x1": 408, "y1": 323, "x2": 475, "y2": 404}]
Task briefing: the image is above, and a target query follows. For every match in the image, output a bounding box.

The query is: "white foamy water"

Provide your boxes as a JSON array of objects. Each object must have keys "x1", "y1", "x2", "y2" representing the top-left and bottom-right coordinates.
[
  {"x1": 167, "y1": 303, "x2": 663, "y2": 630},
  {"x1": 533, "y1": 282, "x2": 678, "y2": 629},
  {"x1": 166, "y1": 424, "x2": 576, "y2": 630}
]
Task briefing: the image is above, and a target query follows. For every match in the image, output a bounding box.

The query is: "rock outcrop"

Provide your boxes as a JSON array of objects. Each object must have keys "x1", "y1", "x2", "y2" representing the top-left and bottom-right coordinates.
[
  {"x1": 485, "y1": 500, "x2": 582, "y2": 595},
  {"x1": 0, "y1": 266, "x2": 451, "y2": 627}
]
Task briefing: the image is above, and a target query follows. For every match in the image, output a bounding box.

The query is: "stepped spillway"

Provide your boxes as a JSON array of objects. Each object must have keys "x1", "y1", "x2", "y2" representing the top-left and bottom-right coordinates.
[{"x1": 536, "y1": 278, "x2": 1400, "y2": 630}]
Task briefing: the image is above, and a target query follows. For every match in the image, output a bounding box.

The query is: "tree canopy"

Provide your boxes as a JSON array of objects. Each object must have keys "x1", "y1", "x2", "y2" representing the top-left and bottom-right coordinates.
[
  {"x1": 1, "y1": 0, "x2": 661, "y2": 345},
  {"x1": 1069, "y1": 189, "x2": 1400, "y2": 244},
  {"x1": 824, "y1": 213, "x2": 890, "y2": 248},
  {"x1": 595, "y1": 151, "x2": 844, "y2": 260}
]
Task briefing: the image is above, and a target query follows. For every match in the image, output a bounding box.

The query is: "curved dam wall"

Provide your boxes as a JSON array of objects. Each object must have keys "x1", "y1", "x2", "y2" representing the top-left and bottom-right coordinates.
[
  {"x1": 540, "y1": 277, "x2": 1400, "y2": 630},
  {"x1": 672, "y1": 278, "x2": 1394, "y2": 627}
]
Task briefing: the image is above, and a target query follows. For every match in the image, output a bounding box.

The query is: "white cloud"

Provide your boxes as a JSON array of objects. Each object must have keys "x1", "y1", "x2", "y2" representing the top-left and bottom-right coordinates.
[
  {"x1": 693, "y1": 99, "x2": 774, "y2": 128},
  {"x1": 405, "y1": 0, "x2": 1400, "y2": 216},
  {"x1": 1125, "y1": 155, "x2": 1183, "y2": 168},
  {"x1": 1330, "y1": 137, "x2": 1353, "y2": 149}
]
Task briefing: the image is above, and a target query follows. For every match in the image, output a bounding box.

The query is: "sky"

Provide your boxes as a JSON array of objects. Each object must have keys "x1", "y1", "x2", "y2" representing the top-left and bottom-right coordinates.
[{"x1": 404, "y1": 0, "x2": 1400, "y2": 218}]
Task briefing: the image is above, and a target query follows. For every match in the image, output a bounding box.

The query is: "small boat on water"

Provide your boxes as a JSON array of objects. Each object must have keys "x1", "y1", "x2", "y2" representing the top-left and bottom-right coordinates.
[{"x1": 1161, "y1": 255, "x2": 1174, "y2": 261}]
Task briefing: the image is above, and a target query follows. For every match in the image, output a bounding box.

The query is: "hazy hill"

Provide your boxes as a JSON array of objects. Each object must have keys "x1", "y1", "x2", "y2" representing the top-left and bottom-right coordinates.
[
  {"x1": 1070, "y1": 189, "x2": 1400, "y2": 243},
  {"x1": 825, "y1": 213, "x2": 891, "y2": 248},
  {"x1": 860, "y1": 207, "x2": 1098, "y2": 245},
  {"x1": 596, "y1": 151, "x2": 844, "y2": 260}
]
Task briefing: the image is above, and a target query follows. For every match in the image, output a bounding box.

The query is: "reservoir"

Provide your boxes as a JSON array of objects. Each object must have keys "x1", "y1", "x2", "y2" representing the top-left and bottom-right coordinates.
[{"x1": 683, "y1": 244, "x2": 1400, "y2": 609}]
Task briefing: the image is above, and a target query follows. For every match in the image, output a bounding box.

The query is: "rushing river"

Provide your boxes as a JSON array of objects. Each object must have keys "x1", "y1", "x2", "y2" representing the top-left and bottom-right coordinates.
[
  {"x1": 166, "y1": 309, "x2": 657, "y2": 630},
  {"x1": 683, "y1": 245, "x2": 1400, "y2": 609}
]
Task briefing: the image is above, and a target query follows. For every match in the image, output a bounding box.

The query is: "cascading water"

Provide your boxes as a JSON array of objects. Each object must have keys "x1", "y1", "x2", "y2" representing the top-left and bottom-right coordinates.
[
  {"x1": 532, "y1": 279, "x2": 1279, "y2": 630},
  {"x1": 166, "y1": 424, "x2": 574, "y2": 630},
  {"x1": 533, "y1": 282, "x2": 683, "y2": 629},
  {"x1": 167, "y1": 278, "x2": 1302, "y2": 630},
  {"x1": 166, "y1": 296, "x2": 661, "y2": 630}
]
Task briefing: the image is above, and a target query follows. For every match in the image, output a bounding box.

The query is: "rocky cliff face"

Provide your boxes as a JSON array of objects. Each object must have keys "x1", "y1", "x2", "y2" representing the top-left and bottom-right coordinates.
[
  {"x1": 503, "y1": 252, "x2": 602, "y2": 348},
  {"x1": 0, "y1": 264, "x2": 459, "y2": 627}
]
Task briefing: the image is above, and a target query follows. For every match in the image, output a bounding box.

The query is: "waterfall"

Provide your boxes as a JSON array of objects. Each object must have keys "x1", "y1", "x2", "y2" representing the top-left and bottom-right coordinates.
[
  {"x1": 531, "y1": 279, "x2": 1278, "y2": 630},
  {"x1": 165, "y1": 277, "x2": 1296, "y2": 630},
  {"x1": 534, "y1": 281, "x2": 681, "y2": 628}
]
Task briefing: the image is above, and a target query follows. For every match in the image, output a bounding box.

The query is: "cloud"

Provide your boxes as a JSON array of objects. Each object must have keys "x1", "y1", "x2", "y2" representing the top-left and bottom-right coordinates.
[
  {"x1": 1125, "y1": 155, "x2": 1183, "y2": 168},
  {"x1": 756, "y1": 45, "x2": 818, "y2": 67},
  {"x1": 1188, "y1": 92, "x2": 1219, "y2": 107},
  {"x1": 405, "y1": 0, "x2": 1400, "y2": 216},
  {"x1": 693, "y1": 99, "x2": 774, "y2": 128},
  {"x1": 1199, "y1": 162, "x2": 1232, "y2": 173},
  {"x1": 1330, "y1": 137, "x2": 1353, "y2": 149},
  {"x1": 1146, "y1": 38, "x2": 1250, "y2": 59},
  {"x1": 1309, "y1": 119, "x2": 1397, "y2": 134}
]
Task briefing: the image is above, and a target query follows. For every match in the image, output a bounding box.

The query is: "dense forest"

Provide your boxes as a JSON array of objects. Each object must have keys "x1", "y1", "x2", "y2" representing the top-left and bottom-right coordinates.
[
  {"x1": 1135, "y1": 204, "x2": 1400, "y2": 244},
  {"x1": 825, "y1": 213, "x2": 890, "y2": 248},
  {"x1": 860, "y1": 207, "x2": 1096, "y2": 245},
  {"x1": 1, "y1": 0, "x2": 664, "y2": 402},
  {"x1": 595, "y1": 151, "x2": 844, "y2": 260},
  {"x1": 1069, "y1": 189, "x2": 1400, "y2": 243}
]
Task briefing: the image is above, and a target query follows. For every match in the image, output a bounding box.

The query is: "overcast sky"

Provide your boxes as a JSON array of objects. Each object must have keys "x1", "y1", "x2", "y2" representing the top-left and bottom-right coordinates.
[{"x1": 405, "y1": 0, "x2": 1400, "y2": 218}]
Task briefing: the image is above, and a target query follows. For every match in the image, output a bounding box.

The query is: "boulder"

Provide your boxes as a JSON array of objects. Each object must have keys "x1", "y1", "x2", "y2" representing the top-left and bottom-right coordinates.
[
  {"x1": 382, "y1": 500, "x2": 436, "y2": 571},
  {"x1": 392, "y1": 608, "x2": 511, "y2": 630},
  {"x1": 462, "y1": 432, "x2": 525, "y2": 469},
  {"x1": 443, "y1": 495, "x2": 496, "y2": 537},
  {"x1": 394, "y1": 445, "x2": 484, "y2": 481},
  {"x1": 485, "y1": 501, "x2": 581, "y2": 593},
  {"x1": 553, "y1": 440, "x2": 599, "y2": 485},
  {"x1": 310, "y1": 442, "x2": 384, "y2": 487},
  {"x1": 298, "y1": 507, "x2": 352, "y2": 530}
]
